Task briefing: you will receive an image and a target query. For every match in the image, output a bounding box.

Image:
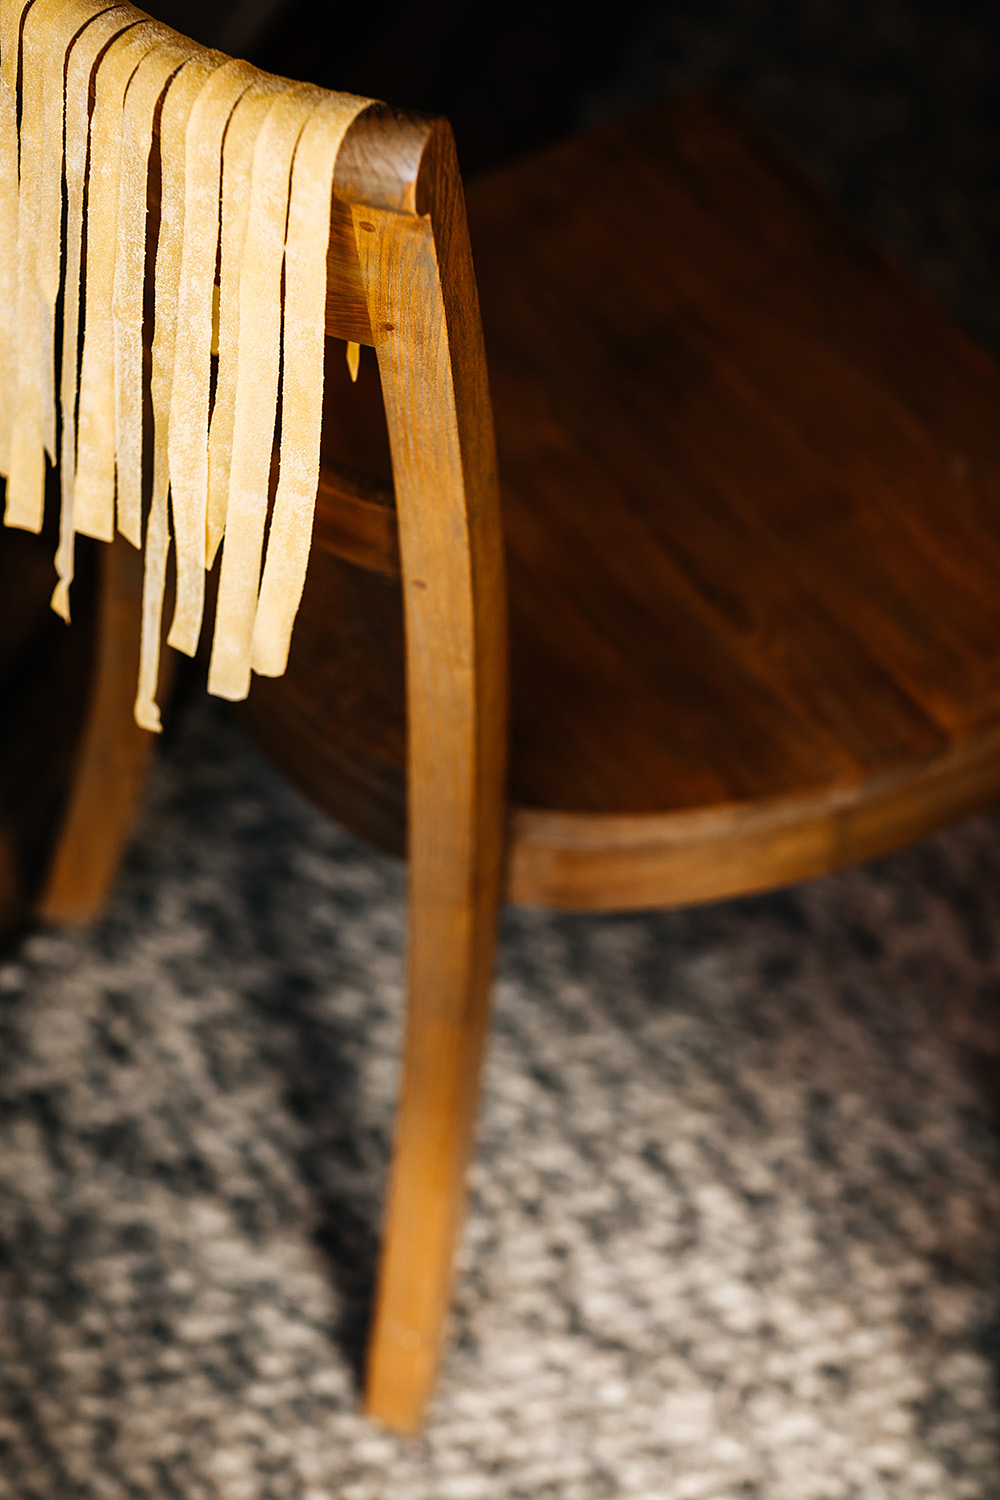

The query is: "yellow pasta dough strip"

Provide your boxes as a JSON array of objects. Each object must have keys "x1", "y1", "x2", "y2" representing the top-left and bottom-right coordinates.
[
  {"x1": 4, "y1": 0, "x2": 101, "y2": 525},
  {"x1": 205, "y1": 78, "x2": 288, "y2": 570},
  {"x1": 134, "y1": 46, "x2": 227, "y2": 733},
  {"x1": 251, "y1": 90, "x2": 370, "y2": 678},
  {"x1": 0, "y1": 0, "x2": 31, "y2": 93},
  {"x1": 207, "y1": 81, "x2": 323, "y2": 702},
  {"x1": 0, "y1": 5, "x2": 25, "y2": 474},
  {"x1": 37, "y1": 3, "x2": 124, "y2": 474},
  {"x1": 165, "y1": 56, "x2": 257, "y2": 657},
  {"x1": 0, "y1": 77, "x2": 16, "y2": 478},
  {"x1": 53, "y1": 3, "x2": 142, "y2": 618},
  {"x1": 0, "y1": 0, "x2": 34, "y2": 91},
  {"x1": 74, "y1": 18, "x2": 170, "y2": 543},
  {"x1": 133, "y1": 457, "x2": 169, "y2": 732},
  {"x1": 0, "y1": 0, "x2": 35, "y2": 480},
  {"x1": 4, "y1": 0, "x2": 53, "y2": 529},
  {"x1": 112, "y1": 35, "x2": 197, "y2": 547}
]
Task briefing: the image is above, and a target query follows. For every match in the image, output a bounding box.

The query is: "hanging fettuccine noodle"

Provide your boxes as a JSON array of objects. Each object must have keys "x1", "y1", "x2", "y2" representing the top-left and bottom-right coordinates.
[
  {"x1": 54, "y1": 3, "x2": 142, "y2": 616},
  {"x1": 0, "y1": 0, "x2": 32, "y2": 481},
  {"x1": 0, "y1": 0, "x2": 370, "y2": 730}
]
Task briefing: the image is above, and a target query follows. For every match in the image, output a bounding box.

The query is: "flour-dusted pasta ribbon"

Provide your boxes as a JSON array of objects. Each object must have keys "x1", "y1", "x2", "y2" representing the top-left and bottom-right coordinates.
[
  {"x1": 75, "y1": 18, "x2": 173, "y2": 543},
  {"x1": 251, "y1": 90, "x2": 370, "y2": 679},
  {"x1": 134, "y1": 45, "x2": 228, "y2": 732},
  {"x1": 0, "y1": 0, "x2": 36, "y2": 483},
  {"x1": 16, "y1": 0, "x2": 116, "y2": 532},
  {"x1": 112, "y1": 35, "x2": 199, "y2": 549},
  {"x1": 165, "y1": 56, "x2": 258, "y2": 658},
  {"x1": 10, "y1": 1, "x2": 134, "y2": 534},
  {"x1": 38, "y1": 3, "x2": 123, "y2": 470},
  {"x1": 54, "y1": 3, "x2": 142, "y2": 619},
  {"x1": 4, "y1": 0, "x2": 71, "y2": 530},
  {"x1": 207, "y1": 81, "x2": 325, "y2": 702},
  {"x1": 205, "y1": 77, "x2": 289, "y2": 571}
]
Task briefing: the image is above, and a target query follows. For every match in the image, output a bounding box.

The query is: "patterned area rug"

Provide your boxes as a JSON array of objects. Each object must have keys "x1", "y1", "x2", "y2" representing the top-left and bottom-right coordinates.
[
  {"x1": 1, "y1": 702, "x2": 998, "y2": 1499},
  {"x1": 4, "y1": 1, "x2": 1000, "y2": 1495}
]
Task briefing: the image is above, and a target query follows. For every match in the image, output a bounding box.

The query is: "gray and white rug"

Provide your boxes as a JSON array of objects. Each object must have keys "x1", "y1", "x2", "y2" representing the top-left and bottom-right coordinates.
[
  {"x1": 1, "y1": 699, "x2": 998, "y2": 1499},
  {"x1": 4, "y1": 1, "x2": 1000, "y2": 1495}
]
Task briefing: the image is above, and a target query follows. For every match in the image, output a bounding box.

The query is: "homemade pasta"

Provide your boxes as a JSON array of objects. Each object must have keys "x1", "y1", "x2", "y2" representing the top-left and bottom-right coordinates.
[
  {"x1": 112, "y1": 33, "x2": 198, "y2": 548},
  {"x1": 5, "y1": 0, "x2": 60, "y2": 530},
  {"x1": 0, "y1": 0, "x2": 372, "y2": 729},
  {"x1": 75, "y1": 18, "x2": 171, "y2": 542},
  {"x1": 207, "y1": 80, "x2": 324, "y2": 703},
  {"x1": 0, "y1": 0, "x2": 35, "y2": 482},
  {"x1": 251, "y1": 93, "x2": 365, "y2": 679},
  {"x1": 205, "y1": 78, "x2": 286, "y2": 570},
  {"x1": 135, "y1": 45, "x2": 227, "y2": 731},
  {"x1": 166, "y1": 56, "x2": 257, "y2": 659},
  {"x1": 53, "y1": 3, "x2": 139, "y2": 618}
]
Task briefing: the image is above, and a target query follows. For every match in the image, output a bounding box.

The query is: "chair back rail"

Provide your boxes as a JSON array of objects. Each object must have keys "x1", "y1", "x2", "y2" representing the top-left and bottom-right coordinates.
[{"x1": 331, "y1": 102, "x2": 509, "y2": 1426}]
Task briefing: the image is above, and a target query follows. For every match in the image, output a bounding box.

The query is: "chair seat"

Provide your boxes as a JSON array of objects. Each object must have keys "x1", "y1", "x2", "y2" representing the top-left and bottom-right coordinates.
[{"x1": 245, "y1": 91, "x2": 1000, "y2": 910}]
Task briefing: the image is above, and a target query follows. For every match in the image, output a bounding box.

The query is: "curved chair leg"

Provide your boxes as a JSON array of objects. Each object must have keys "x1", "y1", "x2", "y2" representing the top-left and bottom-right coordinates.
[
  {"x1": 365, "y1": 874, "x2": 502, "y2": 1431},
  {"x1": 40, "y1": 534, "x2": 160, "y2": 922},
  {"x1": 351, "y1": 120, "x2": 509, "y2": 1432}
]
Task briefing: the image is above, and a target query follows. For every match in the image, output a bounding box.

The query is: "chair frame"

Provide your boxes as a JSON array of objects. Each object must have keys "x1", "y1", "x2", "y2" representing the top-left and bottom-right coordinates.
[
  {"x1": 35, "y1": 87, "x2": 1000, "y2": 1435},
  {"x1": 328, "y1": 105, "x2": 508, "y2": 1431},
  {"x1": 41, "y1": 102, "x2": 507, "y2": 1433}
]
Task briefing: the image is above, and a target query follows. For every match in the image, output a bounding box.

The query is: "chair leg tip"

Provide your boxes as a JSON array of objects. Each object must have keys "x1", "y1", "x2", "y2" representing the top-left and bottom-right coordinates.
[
  {"x1": 363, "y1": 1388, "x2": 428, "y2": 1436},
  {"x1": 364, "y1": 1340, "x2": 437, "y2": 1435}
]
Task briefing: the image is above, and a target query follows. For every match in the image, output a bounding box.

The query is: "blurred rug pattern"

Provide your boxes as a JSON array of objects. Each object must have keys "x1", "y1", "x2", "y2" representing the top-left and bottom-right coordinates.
[
  {"x1": 0, "y1": 702, "x2": 997, "y2": 1498},
  {"x1": 4, "y1": 0, "x2": 1000, "y2": 1495}
]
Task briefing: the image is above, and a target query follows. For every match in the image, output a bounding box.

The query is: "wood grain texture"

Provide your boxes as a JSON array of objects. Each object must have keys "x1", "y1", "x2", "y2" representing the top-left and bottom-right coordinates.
[
  {"x1": 258, "y1": 91, "x2": 1000, "y2": 914},
  {"x1": 508, "y1": 725, "x2": 1000, "y2": 909},
  {"x1": 313, "y1": 456, "x2": 399, "y2": 576},
  {"x1": 478, "y1": 92, "x2": 1000, "y2": 902},
  {"x1": 324, "y1": 191, "x2": 373, "y2": 345},
  {"x1": 324, "y1": 101, "x2": 441, "y2": 344},
  {"x1": 332, "y1": 107, "x2": 508, "y2": 1433}
]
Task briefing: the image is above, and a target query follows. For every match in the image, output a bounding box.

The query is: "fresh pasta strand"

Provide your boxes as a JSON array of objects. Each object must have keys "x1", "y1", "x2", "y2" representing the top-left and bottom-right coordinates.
[
  {"x1": 0, "y1": 0, "x2": 36, "y2": 481},
  {"x1": 53, "y1": 3, "x2": 141, "y2": 619},
  {"x1": 4, "y1": 0, "x2": 109, "y2": 529},
  {"x1": 165, "y1": 55, "x2": 258, "y2": 658},
  {"x1": 37, "y1": 2, "x2": 123, "y2": 473},
  {"x1": 112, "y1": 34, "x2": 198, "y2": 547},
  {"x1": 134, "y1": 46, "x2": 226, "y2": 733},
  {"x1": 74, "y1": 17, "x2": 171, "y2": 543},
  {"x1": 205, "y1": 77, "x2": 288, "y2": 571},
  {"x1": 4, "y1": 0, "x2": 54, "y2": 530},
  {"x1": 0, "y1": 0, "x2": 35, "y2": 95},
  {"x1": 11, "y1": 1, "x2": 130, "y2": 535},
  {"x1": 207, "y1": 81, "x2": 324, "y2": 702},
  {"x1": 251, "y1": 90, "x2": 370, "y2": 678},
  {"x1": 0, "y1": 91, "x2": 15, "y2": 478},
  {"x1": 134, "y1": 464, "x2": 170, "y2": 732}
]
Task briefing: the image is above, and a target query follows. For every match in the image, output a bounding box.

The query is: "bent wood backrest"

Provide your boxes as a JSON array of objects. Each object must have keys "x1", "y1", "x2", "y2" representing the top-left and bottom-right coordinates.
[{"x1": 327, "y1": 107, "x2": 509, "y2": 1420}]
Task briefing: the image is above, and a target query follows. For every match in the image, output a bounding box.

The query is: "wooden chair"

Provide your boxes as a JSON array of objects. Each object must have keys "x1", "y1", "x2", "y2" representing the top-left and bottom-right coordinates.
[{"x1": 9, "y1": 86, "x2": 1000, "y2": 1433}]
